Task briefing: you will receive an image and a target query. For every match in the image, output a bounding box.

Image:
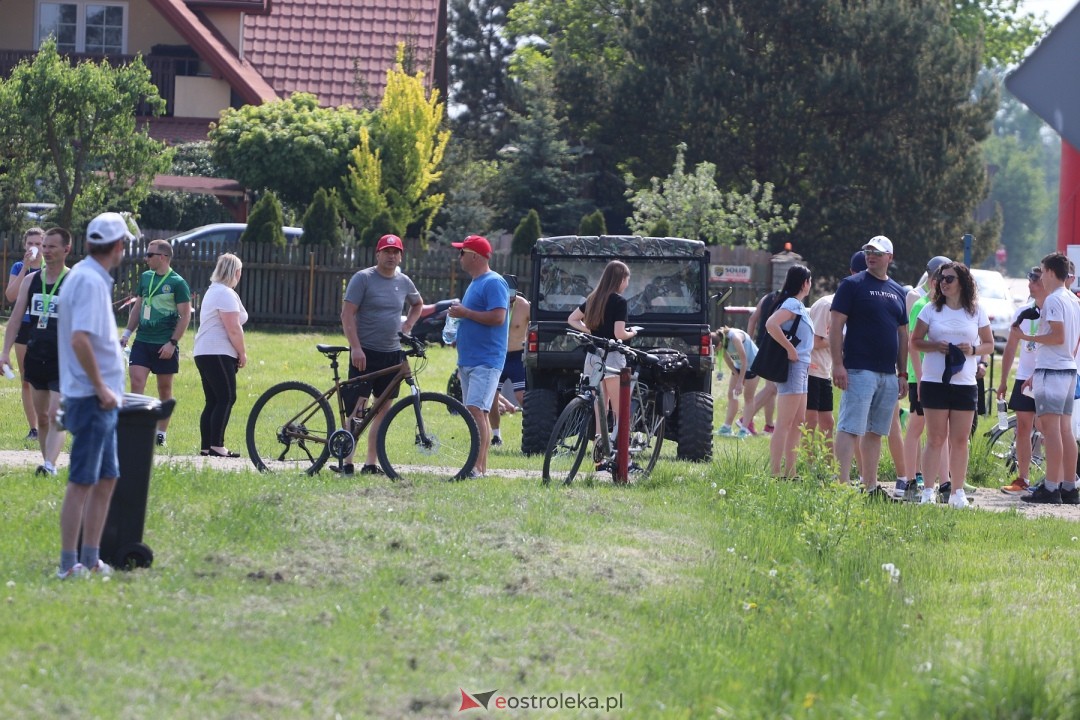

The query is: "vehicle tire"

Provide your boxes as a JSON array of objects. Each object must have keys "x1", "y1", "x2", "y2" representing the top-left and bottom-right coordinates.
[
  {"x1": 246, "y1": 381, "x2": 335, "y2": 475},
  {"x1": 629, "y1": 399, "x2": 665, "y2": 479},
  {"x1": 675, "y1": 391, "x2": 713, "y2": 461},
  {"x1": 521, "y1": 388, "x2": 559, "y2": 455},
  {"x1": 114, "y1": 542, "x2": 153, "y2": 570},
  {"x1": 542, "y1": 397, "x2": 593, "y2": 486},
  {"x1": 377, "y1": 392, "x2": 479, "y2": 481}
]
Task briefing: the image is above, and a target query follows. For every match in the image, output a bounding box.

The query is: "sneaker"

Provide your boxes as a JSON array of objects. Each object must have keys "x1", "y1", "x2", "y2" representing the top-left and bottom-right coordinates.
[
  {"x1": 716, "y1": 425, "x2": 734, "y2": 437},
  {"x1": 1001, "y1": 478, "x2": 1031, "y2": 496},
  {"x1": 937, "y1": 481, "x2": 951, "y2": 504},
  {"x1": 948, "y1": 491, "x2": 970, "y2": 509},
  {"x1": 903, "y1": 482, "x2": 921, "y2": 503},
  {"x1": 466, "y1": 469, "x2": 485, "y2": 479},
  {"x1": 740, "y1": 420, "x2": 758, "y2": 436},
  {"x1": 329, "y1": 463, "x2": 355, "y2": 476},
  {"x1": 490, "y1": 435, "x2": 503, "y2": 447},
  {"x1": 1021, "y1": 484, "x2": 1062, "y2": 505},
  {"x1": 865, "y1": 485, "x2": 894, "y2": 502},
  {"x1": 762, "y1": 424, "x2": 775, "y2": 435},
  {"x1": 920, "y1": 487, "x2": 936, "y2": 504},
  {"x1": 893, "y1": 479, "x2": 909, "y2": 500},
  {"x1": 87, "y1": 559, "x2": 113, "y2": 576},
  {"x1": 155, "y1": 432, "x2": 166, "y2": 446},
  {"x1": 733, "y1": 427, "x2": 750, "y2": 439},
  {"x1": 56, "y1": 563, "x2": 86, "y2": 580},
  {"x1": 358, "y1": 464, "x2": 384, "y2": 476},
  {"x1": 25, "y1": 428, "x2": 38, "y2": 441},
  {"x1": 1060, "y1": 486, "x2": 1080, "y2": 505},
  {"x1": 35, "y1": 464, "x2": 49, "y2": 477}
]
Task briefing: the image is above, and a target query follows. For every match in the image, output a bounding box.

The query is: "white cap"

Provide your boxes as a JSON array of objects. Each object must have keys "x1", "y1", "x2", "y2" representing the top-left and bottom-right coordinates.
[
  {"x1": 86, "y1": 212, "x2": 135, "y2": 245},
  {"x1": 863, "y1": 235, "x2": 893, "y2": 254}
]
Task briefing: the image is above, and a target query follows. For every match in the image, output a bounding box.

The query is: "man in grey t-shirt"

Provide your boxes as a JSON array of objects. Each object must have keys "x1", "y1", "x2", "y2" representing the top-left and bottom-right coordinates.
[{"x1": 339, "y1": 234, "x2": 423, "y2": 475}]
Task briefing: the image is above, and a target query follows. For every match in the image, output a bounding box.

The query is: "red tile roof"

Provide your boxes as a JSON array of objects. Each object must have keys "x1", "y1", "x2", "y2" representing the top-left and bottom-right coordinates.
[
  {"x1": 243, "y1": 0, "x2": 446, "y2": 109},
  {"x1": 186, "y1": 0, "x2": 270, "y2": 13},
  {"x1": 141, "y1": 116, "x2": 216, "y2": 144}
]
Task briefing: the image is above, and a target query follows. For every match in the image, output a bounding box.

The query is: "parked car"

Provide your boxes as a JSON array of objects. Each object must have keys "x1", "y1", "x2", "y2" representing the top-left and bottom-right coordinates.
[
  {"x1": 917, "y1": 267, "x2": 1015, "y2": 349},
  {"x1": 16, "y1": 202, "x2": 58, "y2": 223},
  {"x1": 169, "y1": 223, "x2": 303, "y2": 258}
]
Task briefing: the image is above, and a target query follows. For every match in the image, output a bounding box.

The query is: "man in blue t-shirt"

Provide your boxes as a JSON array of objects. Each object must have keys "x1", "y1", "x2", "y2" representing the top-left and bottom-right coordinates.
[
  {"x1": 829, "y1": 236, "x2": 909, "y2": 498},
  {"x1": 449, "y1": 235, "x2": 510, "y2": 477}
]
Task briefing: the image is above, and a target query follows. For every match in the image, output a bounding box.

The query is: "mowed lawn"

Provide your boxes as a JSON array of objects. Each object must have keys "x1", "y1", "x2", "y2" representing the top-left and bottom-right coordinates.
[{"x1": 1, "y1": 330, "x2": 1080, "y2": 719}]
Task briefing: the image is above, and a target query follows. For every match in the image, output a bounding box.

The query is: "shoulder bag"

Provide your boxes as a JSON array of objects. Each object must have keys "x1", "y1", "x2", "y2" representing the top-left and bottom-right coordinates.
[{"x1": 750, "y1": 310, "x2": 802, "y2": 384}]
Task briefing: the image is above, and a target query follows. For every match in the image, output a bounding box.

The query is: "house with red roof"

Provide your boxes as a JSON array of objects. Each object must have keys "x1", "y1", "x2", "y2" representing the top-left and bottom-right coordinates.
[{"x1": 0, "y1": 0, "x2": 448, "y2": 144}]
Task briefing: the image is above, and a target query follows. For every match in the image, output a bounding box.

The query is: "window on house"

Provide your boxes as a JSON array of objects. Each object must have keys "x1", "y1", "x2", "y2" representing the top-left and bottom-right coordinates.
[{"x1": 38, "y1": 2, "x2": 127, "y2": 54}]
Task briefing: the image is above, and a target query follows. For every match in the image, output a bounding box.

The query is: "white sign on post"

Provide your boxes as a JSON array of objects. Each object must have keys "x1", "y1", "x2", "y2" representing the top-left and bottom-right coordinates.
[{"x1": 710, "y1": 264, "x2": 752, "y2": 283}]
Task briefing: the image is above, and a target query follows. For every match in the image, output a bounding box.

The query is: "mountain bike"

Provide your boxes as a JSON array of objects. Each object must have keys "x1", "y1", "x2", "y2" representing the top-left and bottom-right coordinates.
[
  {"x1": 983, "y1": 413, "x2": 1044, "y2": 479},
  {"x1": 542, "y1": 330, "x2": 687, "y2": 485},
  {"x1": 245, "y1": 333, "x2": 479, "y2": 480}
]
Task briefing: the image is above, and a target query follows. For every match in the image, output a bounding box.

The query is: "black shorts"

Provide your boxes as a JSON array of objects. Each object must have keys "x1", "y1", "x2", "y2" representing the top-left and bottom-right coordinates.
[
  {"x1": 735, "y1": 367, "x2": 757, "y2": 381},
  {"x1": 343, "y1": 349, "x2": 403, "y2": 413},
  {"x1": 14, "y1": 321, "x2": 31, "y2": 345},
  {"x1": 1008, "y1": 378, "x2": 1036, "y2": 414},
  {"x1": 23, "y1": 349, "x2": 59, "y2": 392},
  {"x1": 919, "y1": 381, "x2": 977, "y2": 412},
  {"x1": 129, "y1": 340, "x2": 180, "y2": 375},
  {"x1": 806, "y1": 375, "x2": 833, "y2": 412},
  {"x1": 908, "y1": 382, "x2": 924, "y2": 416}
]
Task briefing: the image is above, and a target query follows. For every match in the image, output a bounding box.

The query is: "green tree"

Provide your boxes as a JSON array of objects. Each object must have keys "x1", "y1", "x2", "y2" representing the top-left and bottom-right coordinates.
[
  {"x1": 648, "y1": 217, "x2": 671, "y2": 238},
  {"x1": 951, "y1": 0, "x2": 1047, "y2": 67},
  {"x1": 578, "y1": 208, "x2": 606, "y2": 236},
  {"x1": 241, "y1": 192, "x2": 286, "y2": 246},
  {"x1": 301, "y1": 188, "x2": 345, "y2": 246},
  {"x1": 626, "y1": 144, "x2": 798, "y2": 248},
  {"x1": 210, "y1": 93, "x2": 366, "y2": 207},
  {"x1": 139, "y1": 142, "x2": 232, "y2": 230},
  {"x1": 343, "y1": 47, "x2": 450, "y2": 244},
  {"x1": 512, "y1": 209, "x2": 542, "y2": 255},
  {"x1": 0, "y1": 39, "x2": 172, "y2": 230},
  {"x1": 497, "y1": 58, "x2": 587, "y2": 234},
  {"x1": 431, "y1": 138, "x2": 503, "y2": 244}
]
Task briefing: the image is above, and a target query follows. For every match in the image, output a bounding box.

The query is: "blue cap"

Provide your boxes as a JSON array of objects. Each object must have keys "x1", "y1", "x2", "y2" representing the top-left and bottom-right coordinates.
[{"x1": 850, "y1": 251, "x2": 867, "y2": 273}]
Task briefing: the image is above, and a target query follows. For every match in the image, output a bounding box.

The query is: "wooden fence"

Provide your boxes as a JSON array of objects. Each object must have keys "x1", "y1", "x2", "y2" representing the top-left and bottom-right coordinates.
[{"x1": 0, "y1": 233, "x2": 534, "y2": 328}]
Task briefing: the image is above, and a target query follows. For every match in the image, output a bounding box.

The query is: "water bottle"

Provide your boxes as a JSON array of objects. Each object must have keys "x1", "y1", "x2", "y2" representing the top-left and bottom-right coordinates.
[
  {"x1": 2, "y1": 363, "x2": 15, "y2": 380},
  {"x1": 442, "y1": 315, "x2": 460, "y2": 345},
  {"x1": 997, "y1": 399, "x2": 1009, "y2": 431}
]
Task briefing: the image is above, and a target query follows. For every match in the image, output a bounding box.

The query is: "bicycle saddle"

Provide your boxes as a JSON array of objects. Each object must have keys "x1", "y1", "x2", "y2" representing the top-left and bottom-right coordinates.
[{"x1": 316, "y1": 344, "x2": 350, "y2": 356}]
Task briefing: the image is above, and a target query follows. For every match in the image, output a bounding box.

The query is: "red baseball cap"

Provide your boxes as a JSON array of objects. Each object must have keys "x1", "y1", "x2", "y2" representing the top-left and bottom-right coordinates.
[
  {"x1": 376, "y1": 234, "x2": 404, "y2": 252},
  {"x1": 452, "y1": 235, "x2": 491, "y2": 259}
]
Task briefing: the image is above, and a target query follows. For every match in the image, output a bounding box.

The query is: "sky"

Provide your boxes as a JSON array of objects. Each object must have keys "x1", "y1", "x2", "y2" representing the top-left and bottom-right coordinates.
[{"x1": 1019, "y1": 0, "x2": 1076, "y2": 25}]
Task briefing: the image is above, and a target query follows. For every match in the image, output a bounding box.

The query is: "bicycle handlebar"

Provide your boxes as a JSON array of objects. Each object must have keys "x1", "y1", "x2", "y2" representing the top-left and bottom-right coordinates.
[
  {"x1": 398, "y1": 331, "x2": 426, "y2": 356},
  {"x1": 566, "y1": 329, "x2": 660, "y2": 367}
]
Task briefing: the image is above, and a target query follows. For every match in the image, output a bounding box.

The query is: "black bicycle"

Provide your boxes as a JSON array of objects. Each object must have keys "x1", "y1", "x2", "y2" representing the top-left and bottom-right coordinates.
[{"x1": 246, "y1": 333, "x2": 480, "y2": 480}]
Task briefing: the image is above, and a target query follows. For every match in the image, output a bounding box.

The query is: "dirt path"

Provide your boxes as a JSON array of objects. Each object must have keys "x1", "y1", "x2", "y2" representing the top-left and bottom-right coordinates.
[{"x1": 3, "y1": 450, "x2": 1076, "y2": 520}]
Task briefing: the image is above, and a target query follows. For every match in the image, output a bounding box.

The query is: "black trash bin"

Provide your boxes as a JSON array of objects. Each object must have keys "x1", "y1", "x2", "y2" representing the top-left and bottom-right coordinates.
[{"x1": 98, "y1": 392, "x2": 176, "y2": 570}]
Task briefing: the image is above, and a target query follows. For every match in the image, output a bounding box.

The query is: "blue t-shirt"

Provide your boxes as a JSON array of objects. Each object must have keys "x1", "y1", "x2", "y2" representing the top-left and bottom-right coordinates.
[
  {"x1": 831, "y1": 271, "x2": 907, "y2": 374},
  {"x1": 777, "y1": 297, "x2": 814, "y2": 364},
  {"x1": 457, "y1": 271, "x2": 510, "y2": 368},
  {"x1": 9, "y1": 261, "x2": 31, "y2": 323}
]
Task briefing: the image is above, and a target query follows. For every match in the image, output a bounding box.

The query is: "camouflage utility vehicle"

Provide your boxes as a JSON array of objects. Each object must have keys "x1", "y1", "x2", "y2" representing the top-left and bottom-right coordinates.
[{"x1": 521, "y1": 235, "x2": 714, "y2": 460}]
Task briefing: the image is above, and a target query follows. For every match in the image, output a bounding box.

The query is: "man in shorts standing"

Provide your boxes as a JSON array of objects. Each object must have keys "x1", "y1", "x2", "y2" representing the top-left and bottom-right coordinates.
[
  {"x1": 55, "y1": 212, "x2": 130, "y2": 578},
  {"x1": 449, "y1": 235, "x2": 510, "y2": 477},
  {"x1": 340, "y1": 234, "x2": 423, "y2": 476},
  {"x1": 120, "y1": 239, "x2": 192, "y2": 446},
  {"x1": 830, "y1": 236, "x2": 909, "y2": 498},
  {"x1": 489, "y1": 275, "x2": 530, "y2": 447},
  {"x1": 2, "y1": 227, "x2": 71, "y2": 476}
]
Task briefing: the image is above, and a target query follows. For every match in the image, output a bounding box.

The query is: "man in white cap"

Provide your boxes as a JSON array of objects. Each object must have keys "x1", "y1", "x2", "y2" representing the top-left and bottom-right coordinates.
[
  {"x1": 339, "y1": 233, "x2": 423, "y2": 475},
  {"x1": 54, "y1": 212, "x2": 131, "y2": 578},
  {"x1": 829, "y1": 235, "x2": 909, "y2": 499}
]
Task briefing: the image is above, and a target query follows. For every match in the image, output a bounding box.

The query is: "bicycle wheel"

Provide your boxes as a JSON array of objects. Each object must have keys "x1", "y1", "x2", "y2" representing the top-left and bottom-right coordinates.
[
  {"x1": 543, "y1": 397, "x2": 593, "y2": 486},
  {"x1": 246, "y1": 381, "x2": 335, "y2": 475},
  {"x1": 985, "y1": 416, "x2": 1044, "y2": 477},
  {"x1": 629, "y1": 399, "x2": 665, "y2": 479},
  {"x1": 376, "y1": 392, "x2": 479, "y2": 480}
]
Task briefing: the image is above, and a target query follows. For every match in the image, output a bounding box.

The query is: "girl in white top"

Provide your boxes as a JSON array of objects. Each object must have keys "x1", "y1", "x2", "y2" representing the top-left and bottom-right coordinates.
[
  {"x1": 193, "y1": 254, "x2": 248, "y2": 457},
  {"x1": 910, "y1": 262, "x2": 992, "y2": 507}
]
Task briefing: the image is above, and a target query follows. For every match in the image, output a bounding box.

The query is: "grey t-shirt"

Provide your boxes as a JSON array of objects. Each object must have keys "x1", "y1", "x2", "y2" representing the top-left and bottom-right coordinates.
[{"x1": 343, "y1": 267, "x2": 421, "y2": 352}]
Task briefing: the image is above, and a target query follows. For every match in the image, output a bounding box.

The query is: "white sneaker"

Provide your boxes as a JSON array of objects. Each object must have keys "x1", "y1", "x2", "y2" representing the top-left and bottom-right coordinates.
[
  {"x1": 920, "y1": 488, "x2": 936, "y2": 504},
  {"x1": 87, "y1": 559, "x2": 113, "y2": 576},
  {"x1": 948, "y1": 490, "x2": 970, "y2": 509},
  {"x1": 56, "y1": 563, "x2": 86, "y2": 580}
]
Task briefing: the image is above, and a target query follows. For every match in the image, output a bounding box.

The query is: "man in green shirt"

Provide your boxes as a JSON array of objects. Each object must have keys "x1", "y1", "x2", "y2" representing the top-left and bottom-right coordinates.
[{"x1": 120, "y1": 239, "x2": 192, "y2": 445}]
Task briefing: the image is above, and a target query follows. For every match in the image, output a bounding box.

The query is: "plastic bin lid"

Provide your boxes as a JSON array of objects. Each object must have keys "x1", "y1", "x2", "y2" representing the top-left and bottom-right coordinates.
[{"x1": 122, "y1": 392, "x2": 162, "y2": 411}]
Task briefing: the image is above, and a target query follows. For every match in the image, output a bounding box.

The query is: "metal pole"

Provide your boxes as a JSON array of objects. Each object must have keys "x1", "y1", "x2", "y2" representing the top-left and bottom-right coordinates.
[{"x1": 616, "y1": 368, "x2": 632, "y2": 484}]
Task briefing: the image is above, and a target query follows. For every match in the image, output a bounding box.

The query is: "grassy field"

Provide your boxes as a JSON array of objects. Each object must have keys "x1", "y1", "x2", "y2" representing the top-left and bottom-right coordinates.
[{"x1": 2, "y1": 331, "x2": 1079, "y2": 718}]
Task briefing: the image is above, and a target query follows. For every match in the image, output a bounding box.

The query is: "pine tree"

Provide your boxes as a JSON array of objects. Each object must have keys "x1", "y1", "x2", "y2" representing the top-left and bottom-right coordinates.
[
  {"x1": 511, "y1": 209, "x2": 542, "y2": 255},
  {"x1": 578, "y1": 209, "x2": 607, "y2": 236},
  {"x1": 241, "y1": 192, "x2": 286, "y2": 246},
  {"x1": 301, "y1": 188, "x2": 344, "y2": 246}
]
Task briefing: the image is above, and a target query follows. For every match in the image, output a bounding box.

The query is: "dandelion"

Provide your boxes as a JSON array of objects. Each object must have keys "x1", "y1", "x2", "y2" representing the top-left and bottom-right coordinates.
[
  {"x1": 881, "y1": 563, "x2": 900, "y2": 582},
  {"x1": 1072, "y1": 537, "x2": 1078, "y2": 542},
  {"x1": 711, "y1": 482, "x2": 717, "y2": 488},
  {"x1": 918, "y1": 661, "x2": 933, "y2": 673},
  {"x1": 768, "y1": 569, "x2": 778, "y2": 578},
  {"x1": 727, "y1": 547, "x2": 735, "y2": 553},
  {"x1": 5, "y1": 580, "x2": 14, "y2": 588},
  {"x1": 718, "y1": 488, "x2": 727, "y2": 497}
]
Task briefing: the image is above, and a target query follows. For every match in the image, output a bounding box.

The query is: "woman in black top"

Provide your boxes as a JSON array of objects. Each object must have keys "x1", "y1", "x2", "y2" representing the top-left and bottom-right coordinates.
[{"x1": 567, "y1": 260, "x2": 639, "y2": 434}]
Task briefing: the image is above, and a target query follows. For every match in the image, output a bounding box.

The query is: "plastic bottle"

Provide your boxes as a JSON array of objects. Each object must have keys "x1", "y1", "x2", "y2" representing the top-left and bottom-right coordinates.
[
  {"x1": 2, "y1": 363, "x2": 15, "y2": 380},
  {"x1": 997, "y1": 399, "x2": 1009, "y2": 431},
  {"x1": 442, "y1": 315, "x2": 460, "y2": 345}
]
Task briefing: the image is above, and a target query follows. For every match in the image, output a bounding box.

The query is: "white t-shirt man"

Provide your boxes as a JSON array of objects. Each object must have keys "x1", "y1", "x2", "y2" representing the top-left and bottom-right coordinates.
[{"x1": 1035, "y1": 287, "x2": 1080, "y2": 371}]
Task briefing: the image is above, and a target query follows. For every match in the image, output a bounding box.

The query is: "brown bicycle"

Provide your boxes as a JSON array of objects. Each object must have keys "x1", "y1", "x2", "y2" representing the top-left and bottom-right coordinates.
[{"x1": 245, "y1": 333, "x2": 479, "y2": 480}]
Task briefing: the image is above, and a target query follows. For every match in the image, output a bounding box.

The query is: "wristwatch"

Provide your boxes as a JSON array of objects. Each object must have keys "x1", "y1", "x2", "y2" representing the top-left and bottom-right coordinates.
[{"x1": 168, "y1": 338, "x2": 179, "y2": 348}]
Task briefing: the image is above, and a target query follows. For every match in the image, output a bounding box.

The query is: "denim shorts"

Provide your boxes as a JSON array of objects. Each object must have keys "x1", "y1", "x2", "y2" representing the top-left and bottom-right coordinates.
[
  {"x1": 63, "y1": 394, "x2": 119, "y2": 486},
  {"x1": 459, "y1": 365, "x2": 502, "y2": 412},
  {"x1": 584, "y1": 351, "x2": 626, "y2": 386},
  {"x1": 776, "y1": 360, "x2": 809, "y2": 396},
  {"x1": 1033, "y1": 368, "x2": 1076, "y2": 417},
  {"x1": 837, "y1": 369, "x2": 899, "y2": 437}
]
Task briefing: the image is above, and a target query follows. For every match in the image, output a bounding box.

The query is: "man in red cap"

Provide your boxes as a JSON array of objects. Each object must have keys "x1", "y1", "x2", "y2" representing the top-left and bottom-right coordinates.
[
  {"x1": 339, "y1": 234, "x2": 423, "y2": 475},
  {"x1": 449, "y1": 235, "x2": 510, "y2": 477}
]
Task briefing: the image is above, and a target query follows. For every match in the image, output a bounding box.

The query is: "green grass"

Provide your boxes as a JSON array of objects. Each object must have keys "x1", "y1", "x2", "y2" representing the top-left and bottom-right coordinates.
[{"x1": 1, "y1": 333, "x2": 1078, "y2": 718}]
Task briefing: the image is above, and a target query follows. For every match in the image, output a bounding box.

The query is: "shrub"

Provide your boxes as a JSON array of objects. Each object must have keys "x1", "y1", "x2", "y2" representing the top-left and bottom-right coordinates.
[
  {"x1": 578, "y1": 209, "x2": 607, "y2": 236},
  {"x1": 511, "y1": 209, "x2": 541, "y2": 255},
  {"x1": 301, "y1": 188, "x2": 344, "y2": 246},
  {"x1": 241, "y1": 192, "x2": 286, "y2": 246}
]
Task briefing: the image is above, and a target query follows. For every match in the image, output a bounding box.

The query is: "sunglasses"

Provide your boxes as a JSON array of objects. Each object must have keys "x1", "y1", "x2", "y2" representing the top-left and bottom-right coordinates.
[
  {"x1": 939, "y1": 274, "x2": 958, "y2": 285},
  {"x1": 460, "y1": 249, "x2": 480, "y2": 258},
  {"x1": 863, "y1": 248, "x2": 887, "y2": 257},
  {"x1": 145, "y1": 252, "x2": 164, "y2": 258},
  {"x1": 1028, "y1": 271, "x2": 1043, "y2": 282}
]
